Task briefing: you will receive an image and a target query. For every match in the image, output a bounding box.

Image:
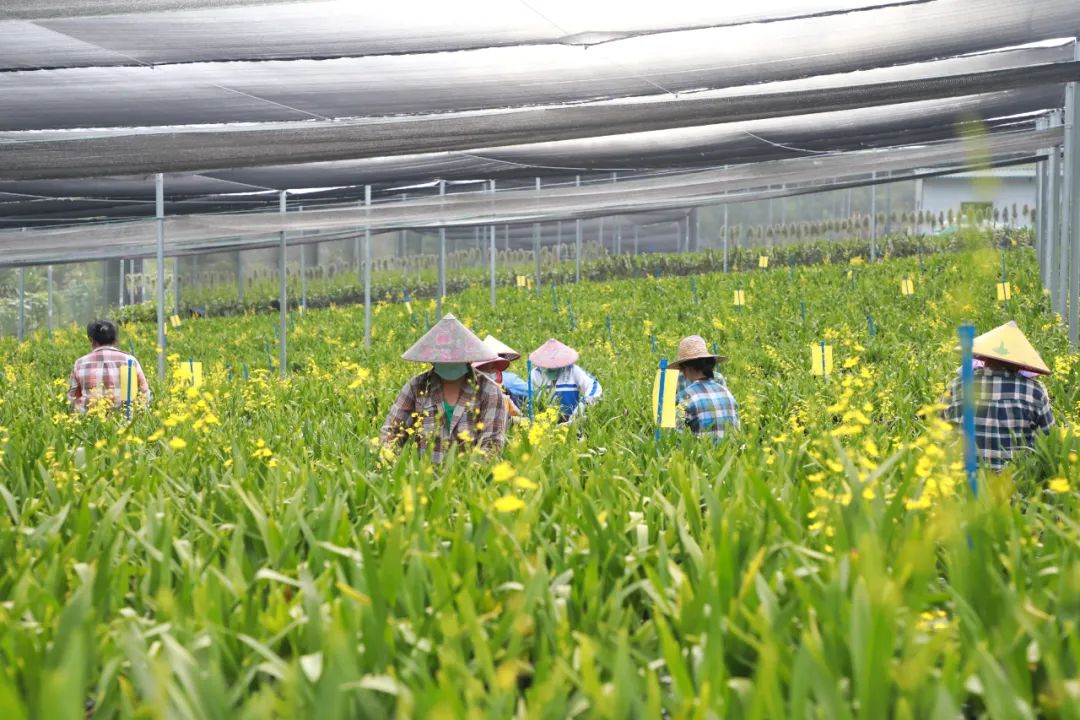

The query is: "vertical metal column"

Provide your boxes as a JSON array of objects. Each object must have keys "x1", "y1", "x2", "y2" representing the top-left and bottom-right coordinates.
[
  {"x1": 1055, "y1": 113, "x2": 1068, "y2": 317},
  {"x1": 17, "y1": 268, "x2": 25, "y2": 342},
  {"x1": 1036, "y1": 116, "x2": 1049, "y2": 288},
  {"x1": 364, "y1": 185, "x2": 372, "y2": 347},
  {"x1": 723, "y1": 204, "x2": 730, "y2": 272},
  {"x1": 633, "y1": 225, "x2": 639, "y2": 255},
  {"x1": 489, "y1": 180, "x2": 497, "y2": 308},
  {"x1": 438, "y1": 180, "x2": 447, "y2": 317},
  {"x1": 155, "y1": 173, "x2": 166, "y2": 378},
  {"x1": 533, "y1": 177, "x2": 542, "y2": 289},
  {"x1": 118, "y1": 259, "x2": 126, "y2": 307},
  {"x1": 173, "y1": 257, "x2": 180, "y2": 316},
  {"x1": 298, "y1": 206, "x2": 307, "y2": 312},
  {"x1": 870, "y1": 171, "x2": 878, "y2": 262},
  {"x1": 278, "y1": 191, "x2": 288, "y2": 378},
  {"x1": 575, "y1": 175, "x2": 583, "y2": 282},
  {"x1": 1048, "y1": 112, "x2": 1063, "y2": 311},
  {"x1": 47, "y1": 265, "x2": 54, "y2": 338},
  {"x1": 1065, "y1": 46, "x2": 1080, "y2": 346},
  {"x1": 237, "y1": 250, "x2": 245, "y2": 304}
]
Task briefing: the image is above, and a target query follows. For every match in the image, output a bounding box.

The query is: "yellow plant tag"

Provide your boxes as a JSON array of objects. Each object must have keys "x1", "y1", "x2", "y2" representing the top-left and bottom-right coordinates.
[
  {"x1": 900, "y1": 277, "x2": 915, "y2": 296},
  {"x1": 516, "y1": 275, "x2": 527, "y2": 288},
  {"x1": 652, "y1": 369, "x2": 680, "y2": 428},
  {"x1": 169, "y1": 314, "x2": 182, "y2": 328},
  {"x1": 733, "y1": 289, "x2": 745, "y2": 307},
  {"x1": 996, "y1": 282, "x2": 1012, "y2": 301},
  {"x1": 758, "y1": 255, "x2": 769, "y2": 269},
  {"x1": 176, "y1": 360, "x2": 204, "y2": 388},
  {"x1": 811, "y1": 342, "x2": 833, "y2": 377}
]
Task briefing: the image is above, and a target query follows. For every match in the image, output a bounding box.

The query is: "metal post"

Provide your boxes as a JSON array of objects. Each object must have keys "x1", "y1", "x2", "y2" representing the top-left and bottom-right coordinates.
[
  {"x1": 173, "y1": 257, "x2": 180, "y2": 316},
  {"x1": 723, "y1": 204, "x2": 730, "y2": 272},
  {"x1": 237, "y1": 250, "x2": 245, "y2": 303},
  {"x1": 298, "y1": 206, "x2": 307, "y2": 312},
  {"x1": 575, "y1": 175, "x2": 583, "y2": 282},
  {"x1": 1048, "y1": 112, "x2": 1063, "y2": 310},
  {"x1": 870, "y1": 171, "x2": 878, "y2": 262},
  {"x1": 118, "y1": 259, "x2": 125, "y2": 307},
  {"x1": 489, "y1": 180, "x2": 497, "y2": 308},
  {"x1": 633, "y1": 225, "x2": 639, "y2": 255},
  {"x1": 1065, "y1": 45, "x2": 1080, "y2": 346},
  {"x1": 17, "y1": 268, "x2": 25, "y2": 342},
  {"x1": 364, "y1": 185, "x2": 372, "y2": 348},
  {"x1": 1036, "y1": 117, "x2": 1049, "y2": 288},
  {"x1": 47, "y1": 265, "x2": 54, "y2": 337},
  {"x1": 278, "y1": 191, "x2": 288, "y2": 378},
  {"x1": 438, "y1": 180, "x2": 447, "y2": 317},
  {"x1": 533, "y1": 177, "x2": 542, "y2": 290},
  {"x1": 155, "y1": 173, "x2": 166, "y2": 379}
]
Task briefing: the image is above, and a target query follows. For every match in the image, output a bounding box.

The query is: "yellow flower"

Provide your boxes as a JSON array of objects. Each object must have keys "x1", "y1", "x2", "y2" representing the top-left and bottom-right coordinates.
[
  {"x1": 494, "y1": 462, "x2": 518, "y2": 483},
  {"x1": 493, "y1": 495, "x2": 525, "y2": 513},
  {"x1": 168, "y1": 437, "x2": 187, "y2": 450},
  {"x1": 1048, "y1": 477, "x2": 1070, "y2": 494},
  {"x1": 513, "y1": 477, "x2": 538, "y2": 490}
]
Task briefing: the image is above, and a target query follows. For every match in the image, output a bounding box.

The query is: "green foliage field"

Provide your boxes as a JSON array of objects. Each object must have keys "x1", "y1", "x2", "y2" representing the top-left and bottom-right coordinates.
[{"x1": 1, "y1": 235, "x2": 1078, "y2": 718}]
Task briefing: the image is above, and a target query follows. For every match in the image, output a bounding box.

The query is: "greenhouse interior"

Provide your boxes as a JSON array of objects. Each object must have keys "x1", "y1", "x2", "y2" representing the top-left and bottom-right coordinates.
[{"x1": 2, "y1": 0, "x2": 1080, "y2": 716}]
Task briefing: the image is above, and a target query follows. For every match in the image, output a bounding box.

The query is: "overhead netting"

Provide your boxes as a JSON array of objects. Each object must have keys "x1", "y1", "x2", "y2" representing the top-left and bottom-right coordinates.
[{"x1": 0, "y1": 0, "x2": 1075, "y2": 256}]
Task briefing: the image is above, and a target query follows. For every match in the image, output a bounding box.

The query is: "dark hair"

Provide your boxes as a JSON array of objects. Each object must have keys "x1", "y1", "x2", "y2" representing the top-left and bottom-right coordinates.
[
  {"x1": 87, "y1": 319, "x2": 118, "y2": 345},
  {"x1": 682, "y1": 356, "x2": 716, "y2": 379}
]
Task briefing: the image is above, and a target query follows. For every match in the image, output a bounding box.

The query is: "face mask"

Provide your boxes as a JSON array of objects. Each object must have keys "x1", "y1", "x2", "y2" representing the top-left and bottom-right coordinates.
[
  {"x1": 542, "y1": 367, "x2": 562, "y2": 382},
  {"x1": 433, "y1": 362, "x2": 469, "y2": 381}
]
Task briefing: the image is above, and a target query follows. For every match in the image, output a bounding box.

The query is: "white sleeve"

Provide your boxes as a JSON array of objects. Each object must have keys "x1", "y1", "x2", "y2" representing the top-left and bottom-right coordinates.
[{"x1": 573, "y1": 366, "x2": 602, "y2": 406}]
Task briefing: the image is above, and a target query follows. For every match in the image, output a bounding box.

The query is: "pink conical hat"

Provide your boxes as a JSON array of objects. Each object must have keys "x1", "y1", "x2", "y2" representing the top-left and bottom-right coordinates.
[
  {"x1": 401, "y1": 314, "x2": 499, "y2": 364},
  {"x1": 529, "y1": 338, "x2": 579, "y2": 369}
]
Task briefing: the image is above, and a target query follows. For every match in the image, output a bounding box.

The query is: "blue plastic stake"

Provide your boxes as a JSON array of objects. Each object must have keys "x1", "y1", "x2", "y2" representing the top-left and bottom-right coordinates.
[
  {"x1": 800, "y1": 301, "x2": 806, "y2": 323},
  {"x1": 655, "y1": 358, "x2": 668, "y2": 442},
  {"x1": 650, "y1": 333, "x2": 657, "y2": 353},
  {"x1": 128, "y1": 339, "x2": 136, "y2": 355},
  {"x1": 265, "y1": 340, "x2": 273, "y2": 372},
  {"x1": 526, "y1": 359, "x2": 534, "y2": 421},
  {"x1": 692, "y1": 276, "x2": 699, "y2": 304},
  {"x1": 867, "y1": 314, "x2": 875, "y2": 337},
  {"x1": 958, "y1": 324, "x2": 979, "y2": 495},
  {"x1": 711, "y1": 342, "x2": 719, "y2": 355},
  {"x1": 568, "y1": 303, "x2": 576, "y2": 331},
  {"x1": 551, "y1": 285, "x2": 558, "y2": 311},
  {"x1": 606, "y1": 315, "x2": 613, "y2": 343},
  {"x1": 788, "y1": 257, "x2": 795, "y2": 280},
  {"x1": 189, "y1": 357, "x2": 195, "y2": 387},
  {"x1": 125, "y1": 358, "x2": 133, "y2": 420},
  {"x1": 242, "y1": 362, "x2": 250, "y2": 381},
  {"x1": 819, "y1": 340, "x2": 827, "y2": 378},
  {"x1": 850, "y1": 271, "x2": 855, "y2": 290},
  {"x1": 227, "y1": 364, "x2": 233, "y2": 382}
]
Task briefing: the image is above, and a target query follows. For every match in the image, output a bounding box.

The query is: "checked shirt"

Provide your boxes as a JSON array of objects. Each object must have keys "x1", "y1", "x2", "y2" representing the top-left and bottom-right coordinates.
[
  {"x1": 381, "y1": 369, "x2": 509, "y2": 463},
  {"x1": 941, "y1": 367, "x2": 1055, "y2": 470},
  {"x1": 677, "y1": 375, "x2": 740, "y2": 440},
  {"x1": 67, "y1": 346, "x2": 151, "y2": 413}
]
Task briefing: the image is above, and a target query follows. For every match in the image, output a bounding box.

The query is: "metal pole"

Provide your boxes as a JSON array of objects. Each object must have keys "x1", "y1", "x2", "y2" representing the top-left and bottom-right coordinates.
[
  {"x1": 633, "y1": 225, "x2": 639, "y2": 255},
  {"x1": 173, "y1": 257, "x2": 180, "y2": 316},
  {"x1": 575, "y1": 175, "x2": 583, "y2": 283},
  {"x1": 438, "y1": 180, "x2": 447, "y2": 317},
  {"x1": 47, "y1": 265, "x2": 54, "y2": 337},
  {"x1": 723, "y1": 204, "x2": 730, "y2": 272},
  {"x1": 118, "y1": 259, "x2": 125, "y2": 307},
  {"x1": 364, "y1": 185, "x2": 372, "y2": 347},
  {"x1": 489, "y1": 180, "x2": 497, "y2": 308},
  {"x1": 17, "y1": 268, "x2": 25, "y2": 342},
  {"x1": 237, "y1": 250, "x2": 245, "y2": 303},
  {"x1": 870, "y1": 171, "x2": 878, "y2": 262},
  {"x1": 1048, "y1": 111, "x2": 1063, "y2": 311},
  {"x1": 298, "y1": 206, "x2": 307, "y2": 312},
  {"x1": 1065, "y1": 45, "x2": 1080, "y2": 346},
  {"x1": 155, "y1": 173, "x2": 166, "y2": 379},
  {"x1": 278, "y1": 191, "x2": 288, "y2": 378},
  {"x1": 1036, "y1": 117, "x2": 1049, "y2": 288},
  {"x1": 533, "y1": 177, "x2": 542, "y2": 290}
]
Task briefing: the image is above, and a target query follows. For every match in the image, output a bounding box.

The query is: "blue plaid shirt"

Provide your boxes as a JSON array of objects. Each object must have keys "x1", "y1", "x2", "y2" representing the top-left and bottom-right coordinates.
[
  {"x1": 941, "y1": 367, "x2": 1055, "y2": 470},
  {"x1": 677, "y1": 375, "x2": 739, "y2": 439}
]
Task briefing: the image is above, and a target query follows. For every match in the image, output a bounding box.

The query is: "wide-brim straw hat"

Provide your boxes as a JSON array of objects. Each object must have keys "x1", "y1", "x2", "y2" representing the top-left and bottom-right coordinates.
[
  {"x1": 401, "y1": 313, "x2": 500, "y2": 364},
  {"x1": 472, "y1": 335, "x2": 519, "y2": 372},
  {"x1": 530, "y1": 338, "x2": 579, "y2": 369},
  {"x1": 668, "y1": 335, "x2": 727, "y2": 369},
  {"x1": 957, "y1": 320, "x2": 1050, "y2": 375}
]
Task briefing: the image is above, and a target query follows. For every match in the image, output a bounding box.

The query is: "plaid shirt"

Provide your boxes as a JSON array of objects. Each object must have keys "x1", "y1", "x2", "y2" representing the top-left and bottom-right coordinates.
[
  {"x1": 381, "y1": 369, "x2": 509, "y2": 463},
  {"x1": 677, "y1": 375, "x2": 739, "y2": 439},
  {"x1": 941, "y1": 367, "x2": 1055, "y2": 470},
  {"x1": 67, "y1": 346, "x2": 151, "y2": 413}
]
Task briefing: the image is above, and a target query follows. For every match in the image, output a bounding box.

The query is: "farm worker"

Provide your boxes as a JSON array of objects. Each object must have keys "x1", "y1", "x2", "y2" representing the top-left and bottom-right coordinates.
[
  {"x1": 67, "y1": 319, "x2": 151, "y2": 414},
  {"x1": 940, "y1": 321, "x2": 1054, "y2": 470},
  {"x1": 669, "y1": 335, "x2": 739, "y2": 439},
  {"x1": 529, "y1": 338, "x2": 602, "y2": 422},
  {"x1": 472, "y1": 335, "x2": 525, "y2": 417},
  {"x1": 381, "y1": 314, "x2": 509, "y2": 462}
]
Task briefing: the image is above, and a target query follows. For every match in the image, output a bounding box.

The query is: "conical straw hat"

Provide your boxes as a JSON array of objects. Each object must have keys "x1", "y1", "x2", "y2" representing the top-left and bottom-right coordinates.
[
  {"x1": 401, "y1": 314, "x2": 500, "y2": 364},
  {"x1": 668, "y1": 335, "x2": 727, "y2": 369},
  {"x1": 529, "y1": 338, "x2": 579, "y2": 369},
  {"x1": 966, "y1": 321, "x2": 1050, "y2": 375},
  {"x1": 482, "y1": 335, "x2": 520, "y2": 361}
]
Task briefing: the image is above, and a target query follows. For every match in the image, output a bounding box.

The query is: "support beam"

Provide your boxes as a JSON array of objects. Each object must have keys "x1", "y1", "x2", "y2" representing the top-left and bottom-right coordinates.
[
  {"x1": 17, "y1": 267, "x2": 25, "y2": 343},
  {"x1": 364, "y1": 185, "x2": 372, "y2": 347},
  {"x1": 438, "y1": 180, "x2": 447, "y2": 317},
  {"x1": 298, "y1": 206, "x2": 307, "y2": 312},
  {"x1": 237, "y1": 250, "x2": 245, "y2": 304},
  {"x1": 490, "y1": 180, "x2": 497, "y2": 308},
  {"x1": 1036, "y1": 116, "x2": 1049, "y2": 288},
  {"x1": 173, "y1": 257, "x2": 181, "y2": 316},
  {"x1": 533, "y1": 177, "x2": 542, "y2": 290},
  {"x1": 723, "y1": 204, "x2": 730, "y2": 272},
  {"x1": 47, "y1": 265, "x2": 54, "y2": 339},
  {"x1": 572, "y1": 176, "x2": 583, "y2": 282},
  {"x1": 870, "y1": 170, "x2": 878, "y2": 262},
  {"x1": 155, "y1": 173, "x2": 166, "y2": 379},
  {"x1": 633, "y1": 225, "x2": 639, "y2": 255},
  {"x1": 1065, "y1": 41, "x2": 1080, "y2": 346},
  {"x1": 278, "y1": 190, "x2": 288, "y2": 378},
  {"x1": 1048, "y1": 111, "x2": 1063, "y2": 311}
]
